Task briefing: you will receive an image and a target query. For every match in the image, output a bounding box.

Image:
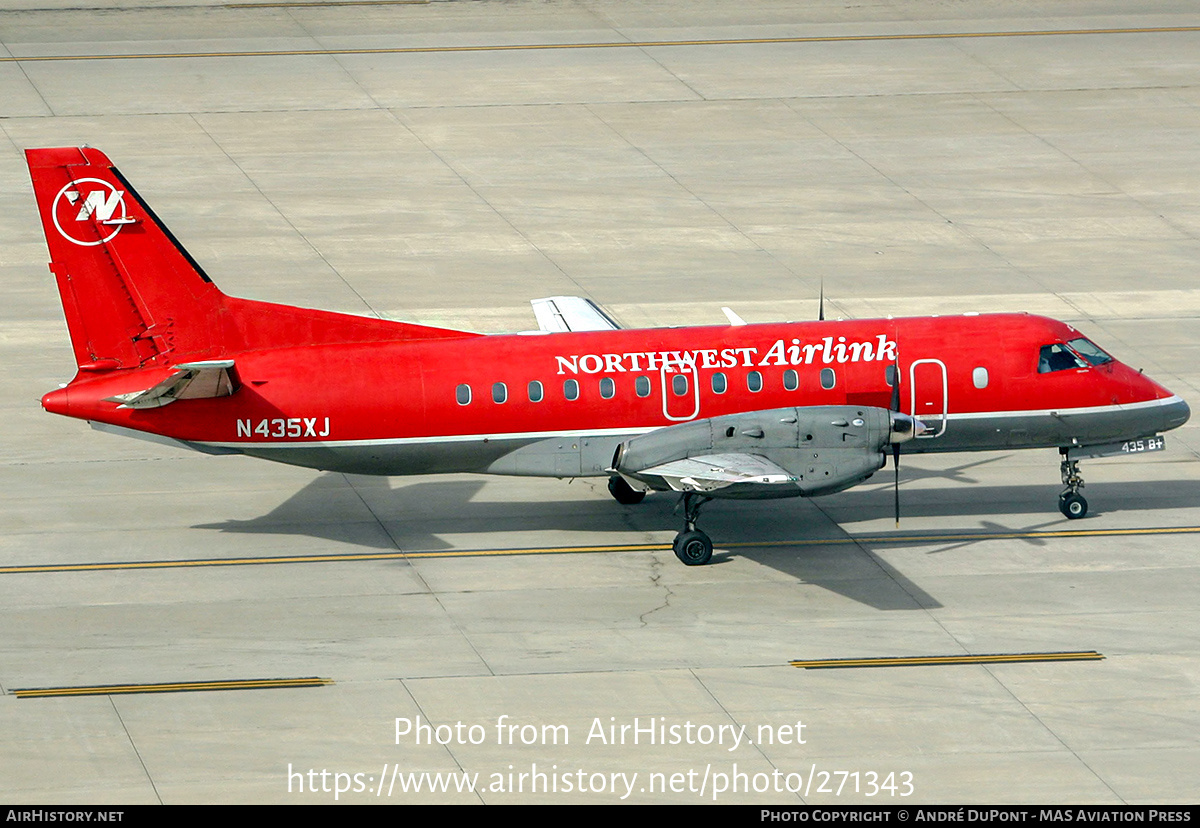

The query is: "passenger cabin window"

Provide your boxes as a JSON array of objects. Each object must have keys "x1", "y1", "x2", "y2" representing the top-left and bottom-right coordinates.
[
  {"x1": 885, "y1": 365, "x2": 898, "y2": 387},
  {"x1": 635, "y1": 376, "x2": 651, "y2": 397},
  {"x1": 455, "y1": 384, "x2": 471, "y2": 405},
  {"x1": 820, "y1": 368, "x2": 836, "y2": 390},
  {"x1": 599, "y1": 377, "x2": 615, "y2": 399},
  {"x1": 747, "y1": 371, "x2": 763, "y2": 392},
  {"x1": 564, "y1": 379, "x2": 580, "y2": 401},
  {"x1": 783, "y1": 369, "x2": 799, "y2": 391},
  {"x1": 492, "y1": 382, "x2": 507, "y2": 404},
  {"x1": 973, "y1": 367, "x2": 989, "y2": 389},
  {"x1": 528, "y1": 380, "x2": 543, "y2": 403},
  {"x1": 672, "y1": 375, "x2": 689, "y2": 396},
  {"x1": 1038, "y1": 343, "x2": 1087, "y2": 374},
  {"x1": 711, "y1": 372, "x2": 727, "y2": 394}
]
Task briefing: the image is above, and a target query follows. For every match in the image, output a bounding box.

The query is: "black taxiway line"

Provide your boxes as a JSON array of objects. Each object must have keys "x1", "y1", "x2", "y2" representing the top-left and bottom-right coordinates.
[
  {"x1": 3, "y1": 525, "x2": 1198, "y2": 575},
  {"x1": 2, "y1": 26, "x2": 1198, "y2": 63},
  {"x1": 790, "y1": 651, "x2": 1105, "y2": 669},
  {"x1": 12, "y1": 676, "x2": 333, "y2": 699}
]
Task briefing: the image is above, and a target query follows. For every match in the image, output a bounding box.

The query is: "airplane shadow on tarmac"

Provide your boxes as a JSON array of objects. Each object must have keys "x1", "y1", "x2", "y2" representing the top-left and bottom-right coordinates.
[{"x1": 193, "y1": 468, "x2": 1200, "y2": 612}]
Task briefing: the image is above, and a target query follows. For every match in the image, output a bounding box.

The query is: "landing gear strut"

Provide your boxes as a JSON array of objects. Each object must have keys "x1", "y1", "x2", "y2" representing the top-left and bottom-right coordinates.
[
  {"x1": 1058, "y1": 451, "x2": 1088, "y2": 519},
  {"x1": 672, "y1": 492, "x2": 713, "y2": 565}
]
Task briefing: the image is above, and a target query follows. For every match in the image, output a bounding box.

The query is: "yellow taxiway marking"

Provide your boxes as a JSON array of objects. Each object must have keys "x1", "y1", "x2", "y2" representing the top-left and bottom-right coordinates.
[
  {"x1": 13, "y1": 677, "x2": 332, "y2": 698},
  {"x1": 790, "y1": 651, "x2": 1105, "y2": 669},
  {"x1": 0, "y1": 545, "x2": 665, "y2": 574},
  {"x1": 2, "y1": 26, "x2": 1198, "y2": 63},
  {"x1": 229, "y1": 1, "x2": 427, "y2": 6},
  {"x1": 2, "y1": 526, "x2": 1198, "y2": 574}
]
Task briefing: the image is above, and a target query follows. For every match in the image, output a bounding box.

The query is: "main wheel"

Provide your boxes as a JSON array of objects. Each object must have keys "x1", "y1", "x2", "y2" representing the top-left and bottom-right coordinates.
[
  {"x1": 607, "y1": 476, "x2": 646, "y2": 505},
  {"x1": 1059, "y1": 492, "x2": 1088, "y2": 519},
  {"x1": 673, "y1": 529, "x2": 713, "y2": 566}
]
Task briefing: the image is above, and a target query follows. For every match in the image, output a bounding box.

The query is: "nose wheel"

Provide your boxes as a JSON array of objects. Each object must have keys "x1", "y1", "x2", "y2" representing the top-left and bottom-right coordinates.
[
  {"x1": 1059, "y1": 453, "x2": 1088, "y2": 519},
  {"x1": 672, "y1": 492, "x2": 713, "y2": 565}
]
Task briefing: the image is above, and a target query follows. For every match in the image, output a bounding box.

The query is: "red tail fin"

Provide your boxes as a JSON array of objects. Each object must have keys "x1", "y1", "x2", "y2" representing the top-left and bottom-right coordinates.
[
  {"x1": 27, "y1": 147, "x2": 475, "y2": 373},
  {"x1": 27, "y1": 147, "x2": 230, "y2": 370}
]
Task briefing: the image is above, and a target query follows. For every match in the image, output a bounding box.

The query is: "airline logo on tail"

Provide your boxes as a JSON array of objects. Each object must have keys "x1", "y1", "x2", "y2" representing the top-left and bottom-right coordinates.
[{"x1": 51, "y1": 178, "x2": 134, "y2": 246}]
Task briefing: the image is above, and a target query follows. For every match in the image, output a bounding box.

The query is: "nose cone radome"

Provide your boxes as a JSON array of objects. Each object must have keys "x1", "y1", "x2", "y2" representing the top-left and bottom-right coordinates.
[{"x1": 1163, "y1": 396, "x2": 1190, "y2": 431}]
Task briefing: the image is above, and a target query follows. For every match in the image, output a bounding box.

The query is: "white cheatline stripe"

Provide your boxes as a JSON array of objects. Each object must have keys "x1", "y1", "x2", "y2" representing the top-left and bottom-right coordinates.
[
  {"x1": 152, "y1": 394, "x2": 1185, "y2": 450},
  {"x1": 199, "y1": 425, "x2": 654, "y2": 450},
  {"x1": 946, "y1": 394, "x2": 1184, "y2": 421}
]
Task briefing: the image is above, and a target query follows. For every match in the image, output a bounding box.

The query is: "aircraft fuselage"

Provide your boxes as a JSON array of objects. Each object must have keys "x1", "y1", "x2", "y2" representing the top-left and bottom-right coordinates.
[{"x1": 43, "y1": 313, "x2": 1188, "y2": 477}]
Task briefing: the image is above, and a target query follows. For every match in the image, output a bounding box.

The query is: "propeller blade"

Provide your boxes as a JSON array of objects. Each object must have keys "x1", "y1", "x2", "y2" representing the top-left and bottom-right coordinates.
[
  {"x1": 891, "y1": 358, "x2": 901, "y2": 526},
  {"x1": 893, "y1": 443, "x2": 901, "y2": 527},
  {"x1": 890, "y1": 362, "x2": 900, "y2": 413},
  {"x1": 818, "y1": 280, "x2": 825, "y2": 322}
]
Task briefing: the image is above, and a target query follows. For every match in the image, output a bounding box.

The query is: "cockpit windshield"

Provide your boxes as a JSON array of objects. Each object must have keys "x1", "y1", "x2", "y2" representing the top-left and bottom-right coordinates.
[
  {"x1": 1038, "y1": 343, "x2": 1086, "y2": 373},
  {"x1": 1037, "y1": 338, "x2": 1113, "y2": 373},
  {"x1": 1066, "y1": 337, "x2": 1113, "y2": 366}
]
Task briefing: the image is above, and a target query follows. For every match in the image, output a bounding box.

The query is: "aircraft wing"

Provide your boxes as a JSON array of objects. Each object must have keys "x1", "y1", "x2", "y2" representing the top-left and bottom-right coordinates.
[
  {"x1": 612, "y1": 406, "x2": 913, "y2": 499},
  {"x1": 531, "y1": 296, "x2": 622, "y2": 332},
  {"x1": 631, "y1": 453, "x2": 798, "y2": 494},
  {"x1": 104, "y1": 360, "x2": 238, "y2": 409}
]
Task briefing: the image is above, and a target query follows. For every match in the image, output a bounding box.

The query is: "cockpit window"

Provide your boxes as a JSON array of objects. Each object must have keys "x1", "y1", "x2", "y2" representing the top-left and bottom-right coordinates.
[
  {"x1": 1066, "y1": 337, "x2": 1113, "y2": 367},
  {"x1": 1037, "y1": 343, "x2": 1087, "y2": 373}
]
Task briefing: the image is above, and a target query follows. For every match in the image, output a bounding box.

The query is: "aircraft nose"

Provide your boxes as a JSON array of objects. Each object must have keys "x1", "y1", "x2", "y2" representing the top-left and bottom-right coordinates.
[{"x1": 1163, "y1": 396, "x2": 1190, "y2": 431}]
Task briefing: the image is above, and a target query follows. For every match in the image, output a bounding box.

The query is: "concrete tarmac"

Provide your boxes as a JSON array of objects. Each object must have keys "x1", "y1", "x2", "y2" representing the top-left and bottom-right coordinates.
[{"x1": 1, "y1": 0, "x2": 1198, "y2": 804}]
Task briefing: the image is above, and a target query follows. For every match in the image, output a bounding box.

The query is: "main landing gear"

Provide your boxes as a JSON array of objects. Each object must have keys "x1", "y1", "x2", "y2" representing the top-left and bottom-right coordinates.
[
  {"x1": 1059, "y1": 451, "x2": 1088, "y2": 519},
  {"x1": 606, "y1": 478, "x2": 715, "y2": 565},
  {"x1": 673, "y1": 492, "x2": 714, "y2": 566}
]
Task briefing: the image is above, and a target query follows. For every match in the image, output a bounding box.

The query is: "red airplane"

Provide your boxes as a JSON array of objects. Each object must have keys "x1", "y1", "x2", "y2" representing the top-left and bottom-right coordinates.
[{"x1": 27, "y1": 147, "x2": 1190, "y2": 565}]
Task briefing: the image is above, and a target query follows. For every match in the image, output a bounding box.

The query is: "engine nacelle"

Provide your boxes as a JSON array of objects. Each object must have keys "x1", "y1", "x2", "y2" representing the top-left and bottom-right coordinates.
[{"x1": 613, "y1": 406, "x2": 912, "y2": 498}]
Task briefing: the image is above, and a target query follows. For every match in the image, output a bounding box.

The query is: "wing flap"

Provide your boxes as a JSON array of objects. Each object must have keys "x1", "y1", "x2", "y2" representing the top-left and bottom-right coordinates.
[{"x1": 638, "y1": 453, "x2": 797, "y2": 493}]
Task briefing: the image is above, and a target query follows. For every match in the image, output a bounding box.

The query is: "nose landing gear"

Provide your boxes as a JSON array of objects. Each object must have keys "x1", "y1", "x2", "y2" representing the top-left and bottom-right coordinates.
[{"x1": 1059, "y1": 452, "x2": 1088, "y2": 519}]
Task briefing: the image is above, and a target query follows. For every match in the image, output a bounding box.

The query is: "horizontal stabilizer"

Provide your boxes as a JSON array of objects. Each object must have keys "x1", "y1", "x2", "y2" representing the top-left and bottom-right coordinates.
[
  {"x1": 104, "y1": 360, "x2": 238, "y2": 409},
  {"x1": 637, "y1": 453, "x2": 797, "y2": 493},
  {"x1": 531, "y1": 296, "x2": 621, "y2": 332}
]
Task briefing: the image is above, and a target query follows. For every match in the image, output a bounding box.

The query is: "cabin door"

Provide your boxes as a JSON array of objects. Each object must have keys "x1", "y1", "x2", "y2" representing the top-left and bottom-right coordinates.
[
  {"x1": 909, "y1": 358, "x2": 948, "y2": 438},
  {"x1": 660, "y1": 363, "x2": 700, "y2": 422}
]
